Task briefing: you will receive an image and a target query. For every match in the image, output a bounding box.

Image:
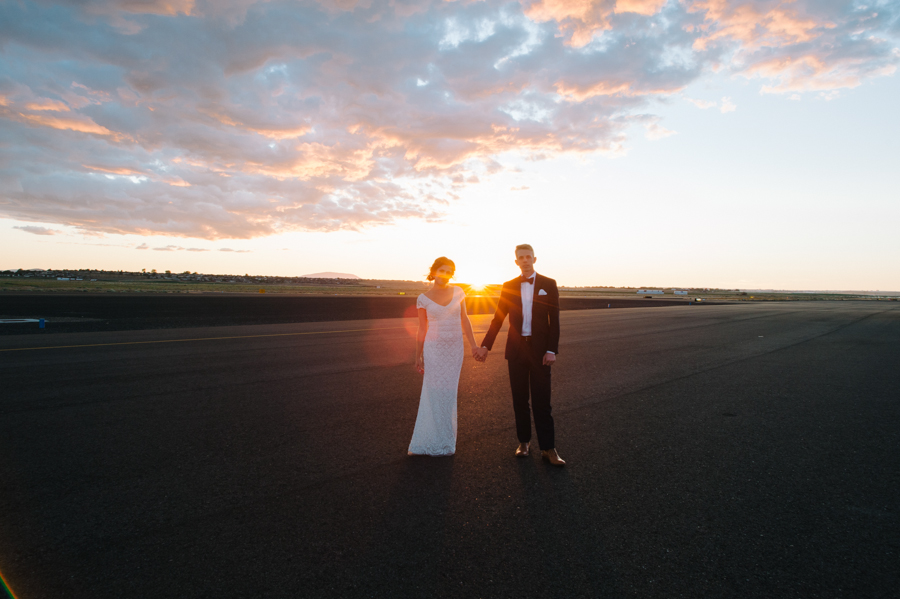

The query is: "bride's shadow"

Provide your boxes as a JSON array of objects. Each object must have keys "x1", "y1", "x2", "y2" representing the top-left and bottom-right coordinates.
[
  {"x1": 512, "y1": 456, "x2": 622, "y2": 596},
  {"x1": 353, "y1": 454, "x2": 457, "y2": 591}
]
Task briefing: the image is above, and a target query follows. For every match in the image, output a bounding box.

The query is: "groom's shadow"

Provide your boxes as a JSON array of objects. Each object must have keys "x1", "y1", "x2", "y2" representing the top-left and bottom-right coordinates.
[{"x1": 513, "y1": 455, "x2": 623, "y2": 596}]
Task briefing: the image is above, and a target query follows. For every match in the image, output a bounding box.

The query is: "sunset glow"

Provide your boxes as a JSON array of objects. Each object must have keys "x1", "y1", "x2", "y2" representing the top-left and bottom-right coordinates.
[
  {"x1": 466, "y1": 282, "x2": 489, "y2": 295},
  {"x1": 1, "y1": 1, "x2": 897, "y2": 289}
]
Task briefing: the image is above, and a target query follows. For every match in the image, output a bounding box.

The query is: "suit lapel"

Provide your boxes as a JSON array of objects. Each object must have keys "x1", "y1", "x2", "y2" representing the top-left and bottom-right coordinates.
[
  {"x1": 531, "y1": 275, "x2": 546, "y2": 334},
  {"x1": 508, "y1": 278, "x2": 522, "y2": 304}
]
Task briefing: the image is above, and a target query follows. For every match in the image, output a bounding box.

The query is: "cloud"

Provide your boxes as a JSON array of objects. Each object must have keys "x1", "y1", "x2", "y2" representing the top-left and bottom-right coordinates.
[
  {"x1": 522, "y1": 0, "x2": 670, "y2": 47},
  {"x1": 11, "y1": 112, "x2": 116, "y2": 136},
  {"x1": 218, "y1": 248, "x2": 251, "y2": 253},
  {"x1": 686, "y1": 97, "x2": 717, "y2": 109},
  {"x1": 0, "y1": 0, "x2": 896, "y2": 239},
  {"x1": 135, "y1": 243, "x2": 149, "y2": 249},
  {"x1": 644, "y1": 122, "x2": 677, "y2": 140},
  {"x1": 150, "y1": 244, "x2": 211, "y2": 251},
  {"x1": 77, "y1": 0, "x2": 197, "y2": 17},
  {"x1": 687, "y1": 1, "x2": 900, "y2": 93},
  {"x1": 684, "y1": 95, "x2": 734, "y2": 113},
  {"x1": 13, "y1": 225, "x2": 59, "y2": 235}
]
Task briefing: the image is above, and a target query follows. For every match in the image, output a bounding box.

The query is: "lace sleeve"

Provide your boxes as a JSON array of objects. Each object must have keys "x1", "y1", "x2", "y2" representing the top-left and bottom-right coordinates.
[{"x1": 416, "y1": 294, "x2": 426, "y2": 310}]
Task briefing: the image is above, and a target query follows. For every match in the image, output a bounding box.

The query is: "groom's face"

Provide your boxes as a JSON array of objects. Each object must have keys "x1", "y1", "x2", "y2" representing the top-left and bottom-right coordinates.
[{"x1": 515, "y1": 249, "x2": 535, "y2": 275}]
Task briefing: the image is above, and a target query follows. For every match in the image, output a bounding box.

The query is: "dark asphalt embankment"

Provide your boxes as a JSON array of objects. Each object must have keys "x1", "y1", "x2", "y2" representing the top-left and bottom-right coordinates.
[{"x1": 0, "y1": 293, "x2": 713, "y2": 335}]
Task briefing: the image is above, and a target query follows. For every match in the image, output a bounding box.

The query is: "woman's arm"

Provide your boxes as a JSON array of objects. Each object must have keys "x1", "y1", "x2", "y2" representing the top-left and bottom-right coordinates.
[
  {"x1": 415, "y1": 307, "x2": 427, "y2": 374},
  {"x1": 460, "y1": 296, "x2": 477, "y2": 353}
]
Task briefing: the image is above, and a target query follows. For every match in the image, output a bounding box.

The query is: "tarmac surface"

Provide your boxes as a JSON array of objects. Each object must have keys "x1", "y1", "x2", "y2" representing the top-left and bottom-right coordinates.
[{"x1": 0, "y1": 302, "x2": 898, "y2": 598}]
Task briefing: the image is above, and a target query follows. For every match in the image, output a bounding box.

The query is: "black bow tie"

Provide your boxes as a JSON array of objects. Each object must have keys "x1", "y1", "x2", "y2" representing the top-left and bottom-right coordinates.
[{"x1": 519, "y1": 276, "x2": 534, "y2": 285}]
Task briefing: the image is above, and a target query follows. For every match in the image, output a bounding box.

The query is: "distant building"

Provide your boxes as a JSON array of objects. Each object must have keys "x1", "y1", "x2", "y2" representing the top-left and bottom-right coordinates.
[
  {"x1": 673, "y1": 290, "x2": 688, "y2": 295},
  {"x1": 637, "y1": 289, "x2": 664, "y2": 294}
]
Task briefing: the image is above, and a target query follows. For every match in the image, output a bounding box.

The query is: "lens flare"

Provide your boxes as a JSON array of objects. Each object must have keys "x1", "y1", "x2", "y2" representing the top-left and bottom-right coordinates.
[
  {"x1": 0, "y1": 568, "x2": 18, "y2": 599},
  {"x1": 403, "y1": 304, "x2": 420, "y2": 338}
]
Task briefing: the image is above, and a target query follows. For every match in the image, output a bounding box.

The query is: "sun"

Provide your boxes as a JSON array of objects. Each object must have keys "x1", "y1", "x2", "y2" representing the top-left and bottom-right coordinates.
[
  {"x1": 459, "y1": 263, "x2": 502, "y2": 295},
  {"x1": 465, "y1": 281, "x2": 489, "y2": 295}
]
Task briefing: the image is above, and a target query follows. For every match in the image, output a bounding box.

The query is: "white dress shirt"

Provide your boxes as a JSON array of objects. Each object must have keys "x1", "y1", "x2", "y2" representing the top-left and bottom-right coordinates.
[
  {"x1": 521, "y1": 272, "x2": 536, "y2": 336},
  {"x1": 521, "y1": 272, "x2": 554, "y2": 354}
]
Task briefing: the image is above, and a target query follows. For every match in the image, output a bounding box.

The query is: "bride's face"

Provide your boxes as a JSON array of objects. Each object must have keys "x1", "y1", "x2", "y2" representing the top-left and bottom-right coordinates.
[{"x1": 434, "y1": 265, "x2": 454, "y2": 286}]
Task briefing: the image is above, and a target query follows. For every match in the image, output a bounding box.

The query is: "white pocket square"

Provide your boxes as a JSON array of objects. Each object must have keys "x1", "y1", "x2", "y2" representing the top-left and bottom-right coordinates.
[{"x1": 538, "y1": 289, "x2": 548, "y2": 296}]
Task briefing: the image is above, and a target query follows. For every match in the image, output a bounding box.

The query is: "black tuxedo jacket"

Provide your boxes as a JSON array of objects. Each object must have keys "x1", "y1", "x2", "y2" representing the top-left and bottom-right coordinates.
[{"x1": 481, "y1": 273, "x2": 560, "y2": 360}]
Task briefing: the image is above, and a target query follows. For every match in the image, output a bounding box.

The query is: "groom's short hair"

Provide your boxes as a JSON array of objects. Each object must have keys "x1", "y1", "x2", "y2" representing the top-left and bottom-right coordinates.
[{"x1": 515, "y1": 244, "x2": 534, "y2": 256}]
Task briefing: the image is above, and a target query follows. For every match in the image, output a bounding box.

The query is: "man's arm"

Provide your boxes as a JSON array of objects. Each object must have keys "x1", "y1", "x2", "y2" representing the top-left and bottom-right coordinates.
[
  {"x1": 547, "y1": 279, "x2": 560, "y2": 355},
  {"x1": 480, "y1": 284, "x2": 512, "y2": 351}
]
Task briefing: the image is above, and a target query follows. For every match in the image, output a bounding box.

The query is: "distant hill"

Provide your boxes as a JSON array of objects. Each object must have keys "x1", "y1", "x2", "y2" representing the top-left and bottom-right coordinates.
[{"x1": 300, "y1": 272, "x2": 361, "y2": 279}]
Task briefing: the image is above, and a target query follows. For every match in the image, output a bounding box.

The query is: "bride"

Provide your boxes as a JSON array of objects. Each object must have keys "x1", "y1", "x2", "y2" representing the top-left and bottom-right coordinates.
[{"x1": 408, "y1": 257, "x2": 479, "y2": 456}]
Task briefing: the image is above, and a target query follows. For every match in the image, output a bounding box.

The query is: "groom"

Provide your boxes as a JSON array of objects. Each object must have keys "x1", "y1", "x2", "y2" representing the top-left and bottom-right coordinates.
[{"x1": 475, "y1": 244, "x2": 565, "y2": 466}]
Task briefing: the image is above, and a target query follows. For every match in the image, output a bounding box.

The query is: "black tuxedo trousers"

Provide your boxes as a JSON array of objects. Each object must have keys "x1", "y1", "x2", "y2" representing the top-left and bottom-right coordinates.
[{"x1": 508, "y1": 337, "x2": 554, "y2": 450}]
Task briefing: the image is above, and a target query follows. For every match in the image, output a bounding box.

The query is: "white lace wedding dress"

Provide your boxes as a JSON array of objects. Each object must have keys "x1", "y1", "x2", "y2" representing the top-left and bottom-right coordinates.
[{"x1": 408, "y1": 286, "x2": 465, "y2": 456}]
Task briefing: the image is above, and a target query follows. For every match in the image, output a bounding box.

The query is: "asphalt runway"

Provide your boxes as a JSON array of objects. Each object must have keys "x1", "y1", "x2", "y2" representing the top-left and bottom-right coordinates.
[
  {"x1": 0, "y1": 293, "x2": 707, "y2": 335},
  {"x1": 1, "y1": 302, "x2": 898, "y2": 598}
]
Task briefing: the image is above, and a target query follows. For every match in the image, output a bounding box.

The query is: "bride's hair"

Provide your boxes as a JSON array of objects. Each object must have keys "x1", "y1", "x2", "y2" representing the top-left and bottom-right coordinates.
[{"x1": 426, "y1": 256, "x2": 456, "y2": 281}]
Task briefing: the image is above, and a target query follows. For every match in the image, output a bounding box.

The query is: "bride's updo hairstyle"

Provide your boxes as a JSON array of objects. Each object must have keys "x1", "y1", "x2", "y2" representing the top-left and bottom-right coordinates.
[{"x1": 426, "y1": 256, "x2": 456, "y2": 281}]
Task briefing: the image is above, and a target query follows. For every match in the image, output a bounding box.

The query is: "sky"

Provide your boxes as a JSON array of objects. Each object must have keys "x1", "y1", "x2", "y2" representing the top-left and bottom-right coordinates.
[{"x1": 1, "y1": 0, "x2": 898, "y2": 289}]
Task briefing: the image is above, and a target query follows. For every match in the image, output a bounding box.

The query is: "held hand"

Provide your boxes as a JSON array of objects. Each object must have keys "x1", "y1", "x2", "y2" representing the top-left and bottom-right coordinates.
[
  {"x1": 542, "y1": 352, "x2": 556, "y2": 366},
  {"x1": 474, "y1": 347, "x2": 489, "y2": 362},
  {"x1": 415, "y1": 355, "x2": 425, "y2": 374}
]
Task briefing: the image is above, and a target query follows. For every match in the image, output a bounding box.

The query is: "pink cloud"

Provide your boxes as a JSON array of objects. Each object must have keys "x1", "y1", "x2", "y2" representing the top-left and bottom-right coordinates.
[
  {"x1": 516, "y1": 0, "x2": 668, "y2": 47},
  {"x1": 24, "y1": 99, "x2": 70, "y2": 112},
  {"x1": 616, "y1": 0, "x2": 667, "y2": 16},
  {"x1": 14, "y1": 112, "x2": 115, "y2": 136},
  {"x1": 521, "y1": 0, "x2": 614, "y2": 48},
  {"x1": 80, "y1": 0, "x2": 197, "y2": 17},
  {"x1": 687, "y1": 0, "x2": 825, "y2": 51}
]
